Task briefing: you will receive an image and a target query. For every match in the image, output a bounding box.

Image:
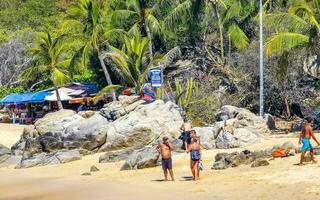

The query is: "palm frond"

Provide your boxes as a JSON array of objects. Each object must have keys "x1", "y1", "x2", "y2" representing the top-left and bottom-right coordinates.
[
  {"x1": 94, "y1": 84, "x2": 122, "y2": 103},
  {"x1": 265, "y1": 32, "x2": 309, "y2": 55},
  {"x1": 163, "y1": 0, "x2": 193, "y2": 29},
  {"x1": 163, "y1": 46, "x2": 181, "y2": 69},
  {"x1": 263, "y1": 12, "x2": 310, "y2": 33},
  {"x1": 227, "y1": 24, "x2": 248, "y2": 50}
]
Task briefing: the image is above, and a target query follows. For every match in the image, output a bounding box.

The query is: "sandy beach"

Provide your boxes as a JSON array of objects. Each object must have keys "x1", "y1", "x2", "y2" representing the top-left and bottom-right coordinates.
[{"x1": 0, "y1": 124, "x2": 320, "y2": 200}]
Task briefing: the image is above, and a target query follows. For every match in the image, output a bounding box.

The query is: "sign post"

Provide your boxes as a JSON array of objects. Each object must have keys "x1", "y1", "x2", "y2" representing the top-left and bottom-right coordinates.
[
  {"x1": 150, "y1": 68, "x2": 162, "y2": 88},
  {"x1": 150, "y1": 67, "x2": 163, "y2": 100}
]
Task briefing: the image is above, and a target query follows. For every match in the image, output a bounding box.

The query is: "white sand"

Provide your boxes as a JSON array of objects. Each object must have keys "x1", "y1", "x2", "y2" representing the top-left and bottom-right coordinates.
[{"x1": 0, "y1": 125, "x2": 320, "y2": 200}]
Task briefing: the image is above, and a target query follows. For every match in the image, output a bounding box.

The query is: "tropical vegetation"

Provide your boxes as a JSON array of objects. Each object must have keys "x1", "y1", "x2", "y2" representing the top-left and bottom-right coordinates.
[{"x1": 0, "y1": 0, "x2": 319, "y2": 123}]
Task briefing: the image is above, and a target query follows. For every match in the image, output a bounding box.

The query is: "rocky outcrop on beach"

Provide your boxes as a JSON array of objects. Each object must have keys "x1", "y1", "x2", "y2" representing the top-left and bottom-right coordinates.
[
  {"x1": 17, "y1": 149, "x2": 82, "y2": 168},
  {"x1": 0, "y1": 144, "x2": 11, "y2": 164},
  {"x1": 212, "y1": 141, "x2": 296, "y2": 170},
  {"x1": 120, "y1": 146, "x2": 161, "y2": 170},
  {"x1": 9, "y1": 97, "x2": 183, "y2": 168}
]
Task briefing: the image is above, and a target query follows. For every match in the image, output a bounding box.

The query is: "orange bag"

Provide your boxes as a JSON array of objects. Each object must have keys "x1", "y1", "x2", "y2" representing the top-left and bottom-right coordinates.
[{"x1": 273, "y1": 149, "x2": 289, "y2": 158}]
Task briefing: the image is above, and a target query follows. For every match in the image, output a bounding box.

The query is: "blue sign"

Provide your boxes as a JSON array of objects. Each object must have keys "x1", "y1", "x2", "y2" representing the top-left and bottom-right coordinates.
[{"x1": 150, "y1": 68, "x2": 162, "y2": 87}]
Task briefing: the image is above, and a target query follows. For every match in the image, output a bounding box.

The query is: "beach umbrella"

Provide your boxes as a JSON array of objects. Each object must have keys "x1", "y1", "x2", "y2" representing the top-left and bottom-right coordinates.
[
  {"x1": 45, "y1": 91, "x2": 72, "y2": 101},
  {"x1": 0, "y1": 93, "x2": 31, "y2": 105},
  {"x1": 21, "y1": 91, "x2": 52, "y2": 103}
]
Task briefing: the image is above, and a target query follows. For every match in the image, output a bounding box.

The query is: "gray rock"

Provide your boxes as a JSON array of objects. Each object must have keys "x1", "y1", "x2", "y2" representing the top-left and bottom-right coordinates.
[
  {"x1": 264, "y1": 114, "x2": 276, "y2": 130},
  {"x1": 0, "y1": 144, "x2": 10, "y2": 157},
  {"x1": 90, "y1": 165, "x2": 100, "y2": 172},
  {"x1": 0, "y1": 156, "x2": 22, "y2": 168},
  {"x1": 280, "y1": 141, "x2": 295, "y2": 150},
  {"x1": 193, "y1": 127, "x2": 215, "y2": 149},
  {"x1": 215, "y1": 131, "x2": 239, "y2": 149},
  {"x1": 0, "y1": 154, "x2": 11, "y2": 164},
  {"x1": 17, "y1": 153, "x2": 60, "y2": 168},
  {"x1": 251, "y1": 159, "x2": 270, "y2": 168},
  {"x1": 78, "y1": 110, "x2": 96, "y2": 119},
  {"x1": 11, "y1": 141, "x2": 26, "y2": 156},
  {"x1": 99, "y1": 145, "x2": 144, "y2": 163},
  {"x1": 23, "y1": 138, "x2": 42, "y2": 158},
  {"x1": 37, "y1": 134, "x2": 64, "y2": 152},
  {"x1": 35, "y1": 109, "x2": 81, "y2": 135},
  {"x1": 81, "y1": 172, "x2": 91, "y2": 176},
  {"x1": 121, "y1": 147, "x2": 160, "y2": 170},
  {"x1": 55, "y1": 149, "x2": 82, "y2": 164},
  {"x1": 99, "y1": 101, "x2": 183, "y2": 152}
]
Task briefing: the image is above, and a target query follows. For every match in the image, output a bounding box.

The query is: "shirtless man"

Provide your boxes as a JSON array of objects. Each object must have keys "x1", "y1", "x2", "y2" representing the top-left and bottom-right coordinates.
[
  {"x1": 156, "y1": 137, "x2": 174, "y2": 181},
  {"x1": 180, "y1": 120, "x2": 192, "y2": 150},
  {"x1": 299, "y1": 117, "x2": 320, "y2": 165}
]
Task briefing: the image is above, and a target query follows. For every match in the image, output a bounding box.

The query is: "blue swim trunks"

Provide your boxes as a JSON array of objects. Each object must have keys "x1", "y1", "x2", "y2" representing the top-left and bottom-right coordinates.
[{"x1": 302, "y1": 138, "x2": 313, "y2": 151}]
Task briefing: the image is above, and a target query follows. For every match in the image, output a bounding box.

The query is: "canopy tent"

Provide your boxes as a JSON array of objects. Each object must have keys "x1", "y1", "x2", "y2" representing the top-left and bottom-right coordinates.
[
  {"x1": 21, "y1": 91, "x2": 52, "y2": 103},
  {"x1": 0, "y1": 93, "x2": 31, "y2": 105},
  {"x1": 45, "y1": 91, "x2": 72, "y2": 101}
]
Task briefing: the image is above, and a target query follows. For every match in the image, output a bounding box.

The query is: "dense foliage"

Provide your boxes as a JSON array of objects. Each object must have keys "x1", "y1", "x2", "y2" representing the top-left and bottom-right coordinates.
[{"x1": 0, "y1": 0, "x2": 319, "y2": 121}]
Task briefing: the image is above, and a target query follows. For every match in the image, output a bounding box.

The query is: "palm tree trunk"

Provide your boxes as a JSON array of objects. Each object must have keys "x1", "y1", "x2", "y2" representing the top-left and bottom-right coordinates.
[
  {"x1": 98, "y1": 54, "x2": 117, "y2": 101},
  {"x1": 54, "y1": 86, "x2": 63, "y2": 110},
  {"x1": 212, "y1": 3, "x2": 225, "y2": 63},
  {"x1": 145, "y1": 25, "x2": 153, "y2": 58},
  {"x1": 284, "y1": 93, "x2": 291, "y2": 119}
]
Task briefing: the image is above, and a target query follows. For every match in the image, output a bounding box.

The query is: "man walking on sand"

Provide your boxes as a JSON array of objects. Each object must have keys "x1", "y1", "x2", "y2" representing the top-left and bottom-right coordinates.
[
  {"x1": 179, "y1": 120, "x2": 193, "y2": 150},
  {"x1": 299, "y1": 117, "x2": 320, "y2": 165},
  {"x1": 157, "y1": 137, "x2": 174, "y2": 181}
]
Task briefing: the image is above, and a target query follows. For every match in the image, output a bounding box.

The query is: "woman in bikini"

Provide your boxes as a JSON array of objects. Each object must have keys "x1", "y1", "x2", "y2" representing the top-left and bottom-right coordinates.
[{"x1": 187, "y1": 137, "x2": 201, "y2": 181}]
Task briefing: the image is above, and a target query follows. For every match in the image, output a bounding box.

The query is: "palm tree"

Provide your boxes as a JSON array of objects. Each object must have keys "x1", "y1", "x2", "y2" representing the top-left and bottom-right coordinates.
[
  {"x1": 111, "y1": 0, "x2": 162, "y2": 58},
  {"x1": 105, "y1": 33, "x2": 164, "y2": 92},
  {"x1": 265, "y1": 0, "x2": 319, "y2": 80},
  {"x1": 21, "y1": 32, "x2": 70, "y2": 110},
  {"x1": 265, "y1": 0, "x2": 319, "y2": 117},
  {"x1": 67, "y1": 0, "x2": 124, "y2": 101}
]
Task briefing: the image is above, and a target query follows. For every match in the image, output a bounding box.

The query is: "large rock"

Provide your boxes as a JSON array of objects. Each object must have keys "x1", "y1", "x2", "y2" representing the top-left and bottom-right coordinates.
[
  {"x1": 63, "y1": 113, "x2": 108, "y2": 151},
  {"x1": 17, "y1": 149, "x2": 82, "y2": 168},
  {"x1": 215, "y1": 131, "x2": 239, "y2": 149},
  {"x1": 99, "y1": 145, "x2": 144, "y2": 163},
  {"x1": 98, "y1": 101, "x2": 183, "y2": 152},
  {"x1": 35, "y1": 109, "x2": 82, "y2": 135},
  {"x1": 22, "y1": 138, "x2": 42, "y2": 158},
  {"x1": 0, "y1": 144, "x2": 10, "y2": 157},
  {"x1": 100, "y1": 95, "x2": 145, "y2": 121},
  {"x1": 37, "y1": 134, "x2": 64, "y2": 152},
  {"x1": 121, "y1": 146, "x2": 160, "y2": 170},
  {"x1": 193, "y1": 127, "x2": 216, "y2": 149},
  {"x1": 55, "y1": 149, "x2": 82, "y2": 163}
]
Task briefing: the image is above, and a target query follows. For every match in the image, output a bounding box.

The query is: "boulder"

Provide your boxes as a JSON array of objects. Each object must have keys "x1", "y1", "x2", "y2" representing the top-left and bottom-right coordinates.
[
  {"x1": 0, "y1": 156, "x2": 22, "y2": 168},
  {"x1": 0, "y1": 144, "x2": 10, "y2": 157},
  {"x1": 99, "y1": 145, "x2": 144, "y2": 163},
  {"x1": 22, "y1": 138, "x2": 42, "y2": 158},
  {"x1": 63, "y1": 114, "x2": 108, "y2": 151},
  {"x1": 233, "y1": 128, "x2": 260, "y2": 147},
  {"x1": 90, "y1": 165, "x2": 100, "y2": 172},
  {"x1": 81, "y1": 172, "x2": 91, "y2": 176},
  {"x1": 264, "y1": 114, "x2": 276, "y2": 130},
  {"x1": 17, "y1": 153, "x2": 60, "y2": 168},
  {"x1": 35, "y1": 109, "x2": 82, "y2": 135},
  {"x1": 99, "y1": 101, "x2": 183, "y2": 152},
  {"x1": 121, "y1": 146, "x2": 160, "y2": 170},
  {"x1": 37, "y1": 134, "x2": 64, "y2": 152},
  {"x1": 193, "y1": 127, "x2": 215, "y2": 149},
  {"x1": 78, "y1": 110, "x2": 96, "y2": 119},
  {"x1": 55, "y1": 149, "x2": 82, "y2": 164},
  {"x1": 251, "y1": 159, "x2": 270, "y2": 168},
  {"x1": 280, "y1": 141, "x2": 295, "y2": 150},
  {"x1": 17, "y1": 149, "x2": 82, "y2": 168},
  {"x1": 100, "y1": 95, "x2": 145, "y2": 121},
  {"x1": 215, "y1": 131, "x2": 239, "y2": 149}
]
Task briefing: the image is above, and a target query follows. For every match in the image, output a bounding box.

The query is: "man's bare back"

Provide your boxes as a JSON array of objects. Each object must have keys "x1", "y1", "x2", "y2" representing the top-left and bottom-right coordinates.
[{"x1": 181, "y1": 122, "x2": 192, "y2": 132}]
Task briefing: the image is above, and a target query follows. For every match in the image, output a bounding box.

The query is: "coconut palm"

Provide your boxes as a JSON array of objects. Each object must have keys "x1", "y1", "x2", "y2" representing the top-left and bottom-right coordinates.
[
  {"x1": 67, "y1": 0, "x2": 125, "y2": 101},
  {"x1": 105, "y1": 33, "x2": 164, "y2": 92},
  {"x1": 21, "y1": 32, "x2": 70, "y2": 110},
  {"x1": 265, "y1": 0, "x2": 320, "y2": 82},
  {"x1": 111, "y1": 0, "x2": 163, "y2": 58}
]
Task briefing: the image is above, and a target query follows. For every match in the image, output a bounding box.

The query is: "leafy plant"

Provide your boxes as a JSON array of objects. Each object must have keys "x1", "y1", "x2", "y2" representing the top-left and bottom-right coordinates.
[{"x1": 168, "y1": 77, "x2": 194, "y2": 111}]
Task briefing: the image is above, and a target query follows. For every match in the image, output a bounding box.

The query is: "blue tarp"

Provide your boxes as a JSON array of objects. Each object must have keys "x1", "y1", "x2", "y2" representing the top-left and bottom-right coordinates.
[
  {"x1": 21, "y1": 91, "x2": 52, "y2": 103},
  {"x1": 0, "y1": 91, "x2": 51, "y2": 105},
  {"x1": 0, "y1": 93, "x2": 32, "y2": 105}
]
